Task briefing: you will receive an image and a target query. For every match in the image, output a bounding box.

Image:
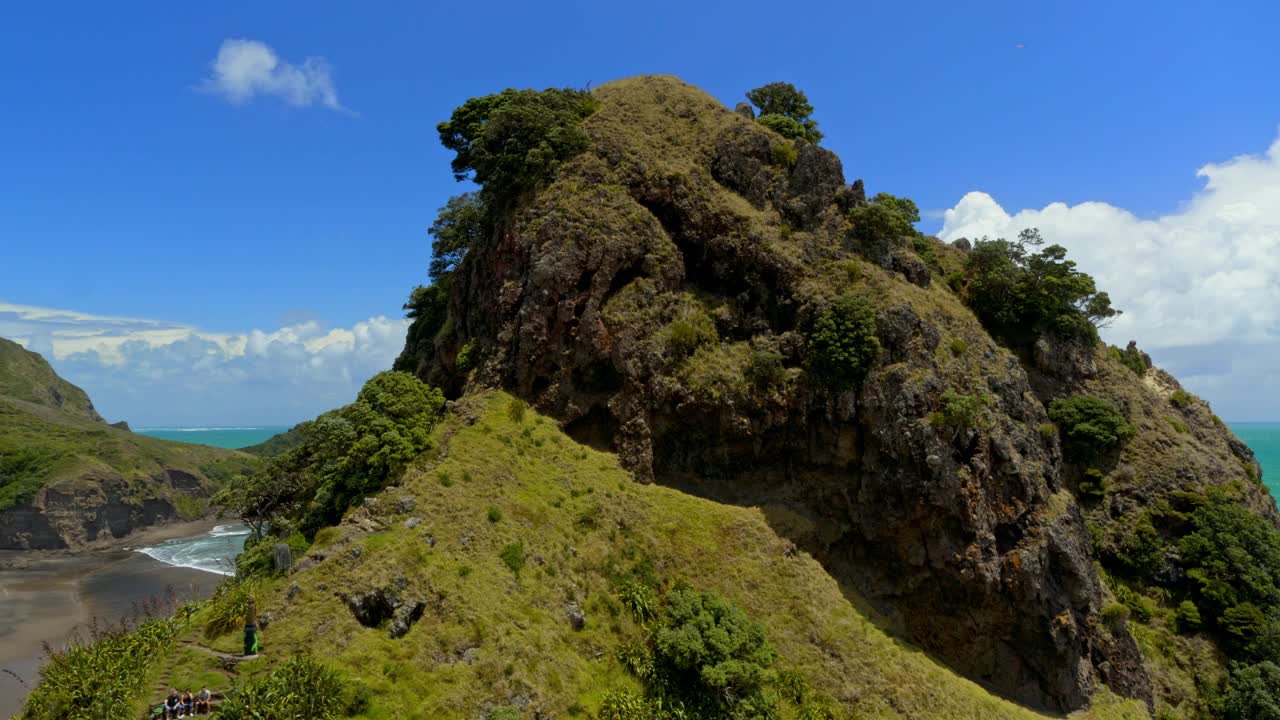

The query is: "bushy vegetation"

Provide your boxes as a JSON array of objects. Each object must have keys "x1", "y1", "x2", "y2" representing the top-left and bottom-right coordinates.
[
  {"x1": 1047, "y1": 394, "x2": 1135, "y2": 460},
  {"x1": 217, "y1": 371, "x2": 445, "y2": 542},
  {"x1": 848, "y1": 192, "x2": 920, "y2": 245},
  {"x1": 806, "y1": 294, "x2": 880, "y2": 390},
  {"x1": 615, "y1": 585, "x2": 780, "y2": 718},
  {"x1": 0, "y1": 446, "x2": 56, "y2": 511},
  {"x1": 438, "y1": 87, "x2": 597, "y2": 207},
  {"x1": 427, "y1": 192, "x2": 488, "y2": 283},
  {"x1": 746, "y1": 82, "x2": 822, "y2": 144},
  {"x1": 215, "y1": 656, "x2": 357, "y2": 720},
  {"x1": 957, "y1": 228, "x2": 1118, "y2": 346},
  {"x1": 1179, "y1": 489, "x2": 1280, "y2": 661},
  {"x1": 667, "y1": 312, "x2": 719, "y2": 358},
  {"x1": 929, "y1": 390, "x2": 981, "y2": 431},
  {"x1": 1223, "y1": 660, "x2": 1280, "y2": 720},
  {"x1": 1170, "y1": 389, "x2": 1196, "y2": 409},
  {"x1": 202, "y1": 577, "x2": 263, "y2": 640},
  {"x1": 18, "y1": 615, "x2": 182, "y2": 719},
  {"x1": 1110, "y1": 343, "x2": 1148, "y2": 377}
]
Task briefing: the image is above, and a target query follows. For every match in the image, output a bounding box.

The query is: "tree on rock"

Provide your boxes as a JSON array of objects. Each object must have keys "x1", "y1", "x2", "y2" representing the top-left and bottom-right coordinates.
[{"x1": 746, "y1": 82, "x2": 823, "y2": 144}]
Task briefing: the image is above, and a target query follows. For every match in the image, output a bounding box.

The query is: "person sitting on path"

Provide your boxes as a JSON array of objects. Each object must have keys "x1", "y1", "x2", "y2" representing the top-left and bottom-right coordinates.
[
  {"x1": 164, "y1": 689, "x2": 181, "y2": 719},
  {"x1": 182, "y1": 690, "x2": 194, "y2": 716},
  {"x1": 195, "y1": 686, "x2": 211, "y2": 714}
]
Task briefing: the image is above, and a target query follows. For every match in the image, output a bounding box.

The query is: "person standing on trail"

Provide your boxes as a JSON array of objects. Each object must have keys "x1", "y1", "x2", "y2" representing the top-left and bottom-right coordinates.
[{"x1": 244, "y1": 596, "x2": 259, "y2": 656}]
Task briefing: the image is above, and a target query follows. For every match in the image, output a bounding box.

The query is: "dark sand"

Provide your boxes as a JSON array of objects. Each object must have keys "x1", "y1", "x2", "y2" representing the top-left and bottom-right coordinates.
[{"x1": 0, "y1": 523, "x2": 227, "y2": 717}]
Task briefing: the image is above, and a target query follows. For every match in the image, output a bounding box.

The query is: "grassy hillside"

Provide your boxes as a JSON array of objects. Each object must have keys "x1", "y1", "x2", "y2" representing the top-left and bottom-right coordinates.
[
  {"x1": 240, "y1": 425, "x2": 306, "y2": 457},
  {"x1": 117, "y1": 392, "x2": 1148, "y2": 720},
  {"x1": 0, "y1": 338, "x2": 102, "y2": 422},
  {"x1": 0, "y1": 395, "x2": 257, "y2": 514}
]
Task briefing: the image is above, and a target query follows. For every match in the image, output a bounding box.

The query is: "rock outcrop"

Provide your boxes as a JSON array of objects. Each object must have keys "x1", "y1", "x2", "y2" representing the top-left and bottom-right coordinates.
[{"x1": 395, "y1": 75, "x2": 1269, "y2": 712}]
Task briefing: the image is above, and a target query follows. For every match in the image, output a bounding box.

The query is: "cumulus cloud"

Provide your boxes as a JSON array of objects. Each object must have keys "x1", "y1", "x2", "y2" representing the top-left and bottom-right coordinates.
[
  {"x1": 937, "y1": 131, "x2": 1280, "y2": 420},
  {"x1": 202, "y1": 38, "x2": 347, "y2": 111},
  {"x1": 0, "y1": 303, "x2": 407, "y2": 426}
]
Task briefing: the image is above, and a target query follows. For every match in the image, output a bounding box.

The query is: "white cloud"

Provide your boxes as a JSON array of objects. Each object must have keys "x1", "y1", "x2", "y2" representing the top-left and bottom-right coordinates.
[
  {"x1": 0, "y1": 303, "x2": 407, "y2": 426},
  {"x1": 202, "y1": 38, "x2": 347, "y2": 112},
  {"x1": 938, "y1": 131, "x2": 1280, "y2": 421}
]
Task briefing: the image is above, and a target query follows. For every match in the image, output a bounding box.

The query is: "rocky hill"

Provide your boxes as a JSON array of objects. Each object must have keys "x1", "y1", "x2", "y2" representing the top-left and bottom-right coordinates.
[
  {"x1": 392, "y1": 76, "x2": 1275, "y2": 717},
  {"x1": 0, "y1": 339, "x2": 258, "y2": 549},
  {"x1": 19, "y1": 76, "x2": 1278, "y2": 720}
]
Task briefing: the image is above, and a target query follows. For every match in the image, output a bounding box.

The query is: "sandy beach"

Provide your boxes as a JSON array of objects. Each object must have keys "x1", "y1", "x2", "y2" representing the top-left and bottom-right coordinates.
[{"x1": 0, "y1": 520, "x2": 231, "y2": 717}]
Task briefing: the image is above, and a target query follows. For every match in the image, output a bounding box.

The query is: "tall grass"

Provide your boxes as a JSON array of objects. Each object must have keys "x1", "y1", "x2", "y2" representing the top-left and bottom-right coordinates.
[
  {"x1": 18, "y1": 614, "x2": 182, "y2": 719},
  {"x1": 215, "y1": 656, "x2": 353, "y2": 720}
]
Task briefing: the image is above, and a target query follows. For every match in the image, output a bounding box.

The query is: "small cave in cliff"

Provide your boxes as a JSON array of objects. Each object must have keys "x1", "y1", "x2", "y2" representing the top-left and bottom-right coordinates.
[
  {"x1": 565, "y1": 404, "x2": 617, "y2": 452},
  {"x1": 573, "y1": 359, "x2": 622, "y2": 396}
]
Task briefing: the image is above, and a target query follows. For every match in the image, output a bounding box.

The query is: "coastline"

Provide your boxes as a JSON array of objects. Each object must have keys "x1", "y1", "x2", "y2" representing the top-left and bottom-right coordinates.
[{"x1": 0, "y1": 519, "x2": 230, "y2": 717}]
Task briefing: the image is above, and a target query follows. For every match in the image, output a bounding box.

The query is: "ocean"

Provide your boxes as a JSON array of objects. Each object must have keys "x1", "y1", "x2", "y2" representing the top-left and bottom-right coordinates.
[
  {"x1": 1230, "y1": 423, "x2": 1280, "y2": 495},
  {"x1": 135, "y1": 524, "x2": 251, "y2": 576},
  {"x1": 136, "y1": 426, "x2": 288, "y2": 449}
]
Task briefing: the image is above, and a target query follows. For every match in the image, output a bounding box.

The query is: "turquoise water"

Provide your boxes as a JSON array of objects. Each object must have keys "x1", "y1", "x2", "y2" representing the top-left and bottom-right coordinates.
[
  {"x1": 1231, "y1": 423, "x2": 1280, "y2": 495},
  {"x1": 136, "y1": 426, "x2": 288, "y2": 449}
]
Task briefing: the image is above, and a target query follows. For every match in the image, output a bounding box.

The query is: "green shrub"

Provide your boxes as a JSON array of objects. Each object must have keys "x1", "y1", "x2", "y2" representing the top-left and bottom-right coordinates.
[
  {"x1": 438, "y1": 87, "x2": 597, "y2": 206},
  {"x1": 1039, "y1": 422, "x2": 1059, "y2": 441},
  {"x1": 500, "y1": 541, "x2": 526, "y2": 575},
  {"x1": 1112, "y1": 583, "x2": 1155, "y2": 624},
  {"x1": 618, "y1": 580, "x2": 658, "y2": 623},
  {"x1": 1101, "y1": 602, "x2": 1131, "y2": 630},
  {"x1": 912, "y1": 235, "x2": 943, "y2": 272},
  {"x1": 1114, "y1": 513, "x2": 1163, "y2": 574},
  {"x1": 204, "y1": 578, "x2": 262, "y2": 640},
  {"x1": 1109, "y1": 343, "x2": 1148, "y2": 377},
  {"x1": 1166, "y1": 416, "x2": 1190, "y2": 433},
  {"x1": 487, "y1": 505, "x2": 503, "y2": 523},
  {"x1": 507, "y1": 396, "x2": 527, "y2": 424},
  {"x1": 747, "y1": 82, "x2": 822, "y2": 144},
  {"x1": 848, "y1": 193, "x2": 920, "y2": 245},
  {"x1": 929, "y1": 390, "x2": 980, "y2": 431},
  {"x1": 396, "y1": 283, "x2": 450, "y2": 371},
  {"x1": 1179, "y1": 489, "x2": 1280, "y2": 655},
  {"x1": 667, "y1": 313, "x2": 718, "y2": 358},
  {"x1": 438, "y1": 471, "x2": 454, "y2": 487},
  {"x1": 771, "y1": 143, "x2": 798, "y2": 167},
  {"x1": 1170, "y1": 389, "x2": 1195, "y2": 409},
  {"x1": 1176, "y1": 600, "x2": 1203, "y2": 633},
  {"x1": 216, "y1": 371, "x2": 445, "y2": 539},
  {"x1": 806, "y1": 294, "x2": 880, "y2": 390},
  {"x1": 745, "y1": 348, "x2": 786, "y2": 391},
  {"x1": 1047, "y1": 394, "x2": 1135, "y2": 459},
  {"x1": 215, "y1": 656, "x2": 350, "y2": 720},
  {"x1": 949, "y1": 338, "x2": 968, "y2": 356},
  {"x1": 456, "y1": 339, "x2": 478, "y2": 372},
  {"x1": 312, "y1": 526, "x2": 341, "y2": 548},
  {"x1": 0, "y1": 447, "x2": 56, "y2": 511},
  {"x1": 426, "y1": 193, "x2": 488, "y2": 282},
  {"x1": 1223, "y1": 660, "x2": 1280, "y2": 720},
  {"x1": 962, "y1": 228, "x2": 1117, "y2": 346},
  {"x1": 652, "y1": 589, "x2": 776, "y2": 713},
  {"x1": 598, "y1": 689, "x2": 649, "y2": 720},
  {"x1": 1078, "y1": 468, "x2": 1108, "y2": 498}
]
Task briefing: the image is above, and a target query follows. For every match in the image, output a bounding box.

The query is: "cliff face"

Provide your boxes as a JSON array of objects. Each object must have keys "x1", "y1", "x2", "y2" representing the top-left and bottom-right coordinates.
[{"x1": 396, "y1": 76, "x2": 1269, "y2": 712}]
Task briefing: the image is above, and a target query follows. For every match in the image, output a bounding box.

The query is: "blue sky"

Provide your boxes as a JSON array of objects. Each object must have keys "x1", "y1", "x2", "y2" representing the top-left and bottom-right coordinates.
[{"x1": 3, "y1": 1, "x2": 1280, "y2": 424}]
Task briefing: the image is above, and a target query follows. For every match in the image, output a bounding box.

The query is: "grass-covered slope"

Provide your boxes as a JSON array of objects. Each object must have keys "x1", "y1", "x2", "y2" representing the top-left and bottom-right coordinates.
[
  {"x1": 240, "y1": 425, "x2": 306, "y2": 457},
  {"x1": 0, "y1": 337, "x2": 102, "y2": 422},
  {"x1": 0, "y1": 339, "x2": 259, "y2": 546},
  {"x1": 153, "y1": 392, "x2": 1146, "y2": 720}
]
